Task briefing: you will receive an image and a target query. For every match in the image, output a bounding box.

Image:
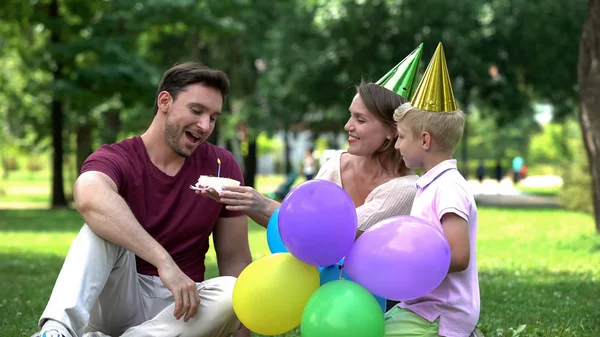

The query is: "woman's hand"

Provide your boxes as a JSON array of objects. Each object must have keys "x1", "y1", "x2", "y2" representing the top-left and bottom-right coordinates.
[
  {"x1": 197, "y1": 185, "x2": 280, "y2": 228},
  {"x1": 197, "y1": 186, "x2": 268, "y2": 213}
]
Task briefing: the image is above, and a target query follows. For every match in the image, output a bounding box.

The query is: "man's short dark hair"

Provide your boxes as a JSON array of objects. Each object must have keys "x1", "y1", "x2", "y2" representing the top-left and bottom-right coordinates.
[{"x1": 153, "y1": 62, "x2": 230, "y2": 114}]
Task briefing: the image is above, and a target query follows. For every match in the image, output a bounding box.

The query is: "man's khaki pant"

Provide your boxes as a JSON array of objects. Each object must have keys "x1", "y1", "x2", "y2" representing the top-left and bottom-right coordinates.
[{"x1": 39, "y1": 225, "x2": 241, "y2": 337}]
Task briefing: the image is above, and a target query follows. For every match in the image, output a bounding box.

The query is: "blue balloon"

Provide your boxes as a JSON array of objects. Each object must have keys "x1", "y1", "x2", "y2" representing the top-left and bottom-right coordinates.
[
  {"x1": 375, "y1": 295, "x2": 387, "y2": 313},
  {"x1": 266, "y1": 208, "x2": 288, "y2": 253},
  {"x1": 318, "y1": 260, "x2": 387, "y2": 313},
  {"x1": 319, "y1": 264, "x2": 347, "y2": 286},
  {"x1": 318, "y1": 258, "x2": 345, "y2": 274}
]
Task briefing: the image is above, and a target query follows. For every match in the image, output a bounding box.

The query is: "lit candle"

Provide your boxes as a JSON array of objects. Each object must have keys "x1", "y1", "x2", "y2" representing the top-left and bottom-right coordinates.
[{"x1": 217, "y1": 158, "x2": 221, "y2": 177}]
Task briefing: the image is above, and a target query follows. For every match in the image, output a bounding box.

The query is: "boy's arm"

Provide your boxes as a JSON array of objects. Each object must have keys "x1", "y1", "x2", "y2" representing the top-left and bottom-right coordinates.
[
  {"x1": 440, "y1": 212, "x2": 470, "y2": 272},
  {"x1": 436, "y1": 178, "x2": 472, "y2": 273}
]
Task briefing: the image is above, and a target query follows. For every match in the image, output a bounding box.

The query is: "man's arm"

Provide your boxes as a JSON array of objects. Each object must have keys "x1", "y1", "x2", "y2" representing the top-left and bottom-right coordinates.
[
  {"x1": 213, "y1": 215, "x2": 253, "y2": 336},
  {"x1": 74, "y1": 171, "x2": 172, "y2": 269},
  {"x1": 213, "y1": 215, "x2": 252, "y2": 277},
  {"x1": 73, "y1": 171, "x2": 201, "y2": 322}
]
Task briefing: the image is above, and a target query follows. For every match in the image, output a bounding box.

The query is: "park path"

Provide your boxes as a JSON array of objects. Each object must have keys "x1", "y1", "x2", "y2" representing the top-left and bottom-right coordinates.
[{"x1": 467, "y1": 176, "x2": 561, "y2": 208}]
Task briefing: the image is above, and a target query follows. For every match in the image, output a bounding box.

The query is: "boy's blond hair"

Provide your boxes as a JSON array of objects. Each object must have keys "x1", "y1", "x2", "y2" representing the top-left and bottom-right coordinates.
[{"x1": 393, "y1": 102, "x2": 465, "y2": 154}]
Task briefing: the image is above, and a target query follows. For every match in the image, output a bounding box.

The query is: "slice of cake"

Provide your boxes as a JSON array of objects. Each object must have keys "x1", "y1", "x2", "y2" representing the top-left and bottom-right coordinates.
[{"x1": 191, "y1": 175, "x2": 241, "y2": 193}]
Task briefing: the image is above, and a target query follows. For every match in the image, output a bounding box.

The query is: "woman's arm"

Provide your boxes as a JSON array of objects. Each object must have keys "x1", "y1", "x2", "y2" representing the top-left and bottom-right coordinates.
[
  {"x1": 355, "y1": 176, "x2": 417, "y2": 233},
  {"x1": 198, "y1": 186, "x2": 280, "y2": 228}
]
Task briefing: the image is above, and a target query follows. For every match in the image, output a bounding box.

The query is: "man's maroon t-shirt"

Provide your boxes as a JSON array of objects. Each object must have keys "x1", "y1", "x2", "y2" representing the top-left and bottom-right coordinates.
[{"x1": 80, "y1": 136, "x2": 244, "y2": 282}]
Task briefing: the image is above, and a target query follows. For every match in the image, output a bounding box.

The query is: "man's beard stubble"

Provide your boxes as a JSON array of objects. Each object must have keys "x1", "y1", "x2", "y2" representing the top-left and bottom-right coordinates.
[{"x1": 164, "y1": 116, "x2": 190, "y2": 158}]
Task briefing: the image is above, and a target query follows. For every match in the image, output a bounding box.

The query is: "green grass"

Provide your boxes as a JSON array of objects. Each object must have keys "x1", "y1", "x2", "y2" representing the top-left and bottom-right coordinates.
[
  {"x1": 517, "y1": 185, "x2": 561, "y2": 197},
  {"x1": 1, "y1": 208, "x2": 599, "y2": 336},
  {"x1": 0, "y1": 172, "x2": 295, "y2": 208}
]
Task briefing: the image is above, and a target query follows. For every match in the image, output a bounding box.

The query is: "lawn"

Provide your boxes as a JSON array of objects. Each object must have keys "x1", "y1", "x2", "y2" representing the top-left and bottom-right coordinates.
[
  {"x1": 517, "y1": 185, "x2": 560, "y2": 197},
  {"x1": 0, "y1": 170, "x2": 296, "y2": 208},
  {"x1": 1, "y1": 207, "x2": 599, "y2": 337}
]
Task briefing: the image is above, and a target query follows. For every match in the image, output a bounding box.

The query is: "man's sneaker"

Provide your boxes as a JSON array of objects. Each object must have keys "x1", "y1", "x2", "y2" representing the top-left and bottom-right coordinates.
[{"x1": 31, "y1": 329, "x2": 66, "y2": 337}]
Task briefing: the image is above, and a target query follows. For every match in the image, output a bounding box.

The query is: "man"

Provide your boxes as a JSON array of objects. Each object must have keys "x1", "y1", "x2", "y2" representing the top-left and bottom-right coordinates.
[{"x1": 35, "y1": 63, "x2": 252, "y2": 337}]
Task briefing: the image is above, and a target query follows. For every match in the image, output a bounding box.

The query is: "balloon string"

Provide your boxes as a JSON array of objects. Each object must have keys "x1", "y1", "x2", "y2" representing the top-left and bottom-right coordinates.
[{"x1": 338, "y1": 264, "x2": 344, "y2": 280}]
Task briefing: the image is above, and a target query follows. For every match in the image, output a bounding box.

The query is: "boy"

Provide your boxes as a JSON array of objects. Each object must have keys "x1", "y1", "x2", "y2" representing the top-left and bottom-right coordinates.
[{"x1": 389, "y1": 43, "x2": 481, "y2": 337}]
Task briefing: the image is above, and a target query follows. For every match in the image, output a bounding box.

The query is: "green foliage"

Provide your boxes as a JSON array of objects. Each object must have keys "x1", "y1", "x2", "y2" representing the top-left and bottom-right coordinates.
[
  {"x1": 529, "y1": 118, "x2": 582, "y2": 166},
  {"x1": 256, "y1": 133, "x2": 283, "y2": 157},
  {"x1": 531, "y1": 117, "x2": 596, "y2": 214},
  {"x1": 560, "y1": 159, "x2": 593, "y2": 214},
  {"x1": 463, "y1": 106, "x2": 537, "y2": 162}
]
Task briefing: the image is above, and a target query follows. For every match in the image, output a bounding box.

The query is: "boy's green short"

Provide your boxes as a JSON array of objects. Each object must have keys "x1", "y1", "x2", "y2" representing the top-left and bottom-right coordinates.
[{"x1": 384, "y1": 306, "x2": 440, "y2": 337}]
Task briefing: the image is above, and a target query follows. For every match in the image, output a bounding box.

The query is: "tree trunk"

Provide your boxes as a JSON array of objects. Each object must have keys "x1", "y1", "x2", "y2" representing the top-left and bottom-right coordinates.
[
  {"x1": 50, "y1": 0, "x2": 67, "y2": 208},
  {"x1": 100, "y1": 109, "x2": 120, "y2": 145},
  {"x1": 1, "y1": 155, "x2": 9, "y2": 180},
  {"x1": 76, "y1": 122, "x2": 93, "y2": 174},
  {"x1": 461, "y1": 110, "x2": 469, "y2": 178},
  {"x1": 578, "y1": 0, "x2": 600, "y2": 232},
  {"x1": 284, "y1": 128, "x2": 292, "y2": 174},
  {"x1": 243, "y1": 139, "x2": 257, "y2": 188}
]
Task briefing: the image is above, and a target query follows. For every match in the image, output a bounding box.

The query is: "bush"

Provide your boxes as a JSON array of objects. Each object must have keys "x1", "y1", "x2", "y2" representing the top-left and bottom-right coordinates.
[
  {"x1": 1, "y1": 156, "x2": 19, "y2": 171},
  {"x1": 26, "y1": 156, "x2": 44, "y2": 173},
  {"x1": 559, "y1": 159, "x2": 593, "y2": 214}
]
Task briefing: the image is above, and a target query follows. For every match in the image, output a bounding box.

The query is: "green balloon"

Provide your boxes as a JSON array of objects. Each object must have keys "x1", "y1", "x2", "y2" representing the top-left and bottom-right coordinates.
[{"x1": 301, "y1": 280, "x2": 385, "y2": 337}]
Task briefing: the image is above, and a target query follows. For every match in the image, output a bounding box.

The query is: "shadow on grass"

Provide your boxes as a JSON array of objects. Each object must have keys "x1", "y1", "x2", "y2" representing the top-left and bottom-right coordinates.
[
  {"x1": 478, "y1": 268, "x2": 600, "y2": 337},
  {"x1": 0, "y1": 251, "x2": 227, "y2": 337},
  {"x1": 0, "y1": 250, "x2": 298, "y2": 337},
  {"x1": 0, "y1": 209, "x2": 84, "y2": 232},
  {"x1": 3, "y1": 251, "x2": 599, "y2": 337},
  {"x1": 0, "y1": 252, "x2": 65, "y2": 336}
]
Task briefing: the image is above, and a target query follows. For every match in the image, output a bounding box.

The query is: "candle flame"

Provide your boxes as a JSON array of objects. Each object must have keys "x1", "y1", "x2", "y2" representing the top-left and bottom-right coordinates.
[{"x1": 217, "y1": 158, "x2": 221, "y2": 165}]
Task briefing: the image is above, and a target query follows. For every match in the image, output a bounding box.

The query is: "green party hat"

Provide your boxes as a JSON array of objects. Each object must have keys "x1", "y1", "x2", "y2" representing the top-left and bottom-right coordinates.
[{"x1": 376, "y1": 43, "x2": 423, "y2": 99}]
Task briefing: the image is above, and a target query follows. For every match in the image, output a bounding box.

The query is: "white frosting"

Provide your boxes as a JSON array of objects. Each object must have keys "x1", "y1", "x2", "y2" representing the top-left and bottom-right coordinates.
[{"x1": 193, "y1": 175, "x2": 240, "y2": 192}]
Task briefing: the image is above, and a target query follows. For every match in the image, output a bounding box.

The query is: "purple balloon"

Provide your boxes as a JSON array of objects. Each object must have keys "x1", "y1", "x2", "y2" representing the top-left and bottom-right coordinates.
[
  {"x1": 278, "y1": 180, "x2": 357, "y2": 267},
  {"x1": 344, "y1": 216, "x2": 451, "y2": 301}
]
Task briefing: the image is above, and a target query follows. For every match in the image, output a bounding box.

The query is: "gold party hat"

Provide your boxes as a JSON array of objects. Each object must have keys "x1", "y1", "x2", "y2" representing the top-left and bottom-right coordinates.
[{"x1": 410, "y1": 42, "x2": 457, "y2": 112}]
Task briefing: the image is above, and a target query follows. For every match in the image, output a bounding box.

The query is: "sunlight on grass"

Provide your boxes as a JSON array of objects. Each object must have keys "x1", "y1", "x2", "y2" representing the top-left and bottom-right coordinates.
[{"x1": 0, "y1": 232, "x2": 77, "y2": 256}]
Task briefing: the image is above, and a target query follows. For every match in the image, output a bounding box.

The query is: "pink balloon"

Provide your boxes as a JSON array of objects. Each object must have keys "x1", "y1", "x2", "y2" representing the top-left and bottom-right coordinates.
[{"x1": 344, "y1": 216, "x2": 451, "y2": 301}]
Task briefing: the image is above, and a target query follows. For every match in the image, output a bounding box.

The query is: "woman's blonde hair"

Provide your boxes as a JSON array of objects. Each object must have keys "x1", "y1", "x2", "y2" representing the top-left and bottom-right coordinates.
[{"x1": 393, "y1": 102, "x2": 465, "y2": 153}]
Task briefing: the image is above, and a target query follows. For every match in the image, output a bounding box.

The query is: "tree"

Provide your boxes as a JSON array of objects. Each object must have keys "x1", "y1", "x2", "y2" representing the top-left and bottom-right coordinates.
[{"x1": 578, "y1": 0, "x2": 600, "y2": 232}]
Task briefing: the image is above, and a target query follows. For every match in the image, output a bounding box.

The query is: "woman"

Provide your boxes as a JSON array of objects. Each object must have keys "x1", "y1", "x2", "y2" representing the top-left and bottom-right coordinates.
[{"x1": 199, "y1": 82, "x2": 418, "y2": 238}]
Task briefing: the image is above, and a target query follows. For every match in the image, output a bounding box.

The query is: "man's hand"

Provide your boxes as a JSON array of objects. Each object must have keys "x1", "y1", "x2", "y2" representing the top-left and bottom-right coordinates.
[
  {"x1": 197, "y1": 187, "x2": 221, "y2": 202},
  {"x1": 157, "y1": 260, "x2": 201, "y2": 322}
]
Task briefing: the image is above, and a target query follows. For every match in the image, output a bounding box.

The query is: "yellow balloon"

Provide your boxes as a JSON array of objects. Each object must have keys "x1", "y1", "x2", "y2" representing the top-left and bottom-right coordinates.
[{"x1": 233, "y1": 253, "x2": 320, "y2": 335}]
